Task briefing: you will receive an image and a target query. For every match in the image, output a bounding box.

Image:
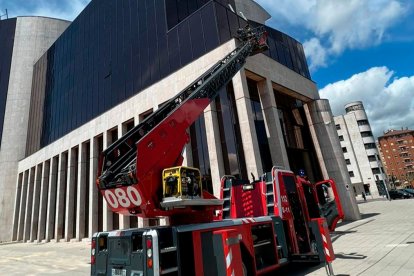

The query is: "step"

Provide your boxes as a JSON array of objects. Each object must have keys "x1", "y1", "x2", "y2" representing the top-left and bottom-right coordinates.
[
  {"x1": 161, "y1": 267, "x2": 178, "y2": 275},
  {"x1": 161, "y1": 246, "x2": 177, "y2": 253}
]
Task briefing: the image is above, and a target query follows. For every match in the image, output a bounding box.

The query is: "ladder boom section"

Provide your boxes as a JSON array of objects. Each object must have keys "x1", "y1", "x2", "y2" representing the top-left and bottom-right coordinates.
[{"x1": 96, "y1": 26, "x2": 268, "y2": 217}]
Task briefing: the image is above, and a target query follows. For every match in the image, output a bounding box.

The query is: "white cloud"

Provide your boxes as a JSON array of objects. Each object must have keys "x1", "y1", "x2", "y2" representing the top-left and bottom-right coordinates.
[
  {"x1": 319, "y1": 67, "x2": 414, "y2": 137},
  {"x1": 256, "y1": 0, "x2": 406, "y2": 70},
  {"x1": 303, "y1": 38, "x2": 327, "y2": 71},
  {"x1": 4, "y1": 0, "x2": 90, "y2": 21}
]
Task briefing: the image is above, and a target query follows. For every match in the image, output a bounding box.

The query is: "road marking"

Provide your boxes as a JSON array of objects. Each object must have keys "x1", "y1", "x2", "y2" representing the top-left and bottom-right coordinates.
[{"x1": 385, "y1": 244, "x2": 409, "y2": 247}]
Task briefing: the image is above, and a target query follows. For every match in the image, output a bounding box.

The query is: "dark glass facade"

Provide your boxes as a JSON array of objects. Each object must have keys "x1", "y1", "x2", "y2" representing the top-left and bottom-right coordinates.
[
  {"x1": 0, "y1": 18, "x2": 17, "y2": 146},
  {"x1": 275, "y1": 90, "x2": 321, "y2": 182},
  {"x1": 190, "y1": 115, "x2": 213, "y2": 193},
  {"x1": 256, "y1": 23, "x2": 310, "y2": 79},
  {"x1": 26, "y1": 0, "x2": 311, "y2": 155},
  {"x1": 215, "y1": 83, "x2": 247, "y2": 179},
  {"x1": 247, "y1": 79, "x2": 272, "y2": 173}
]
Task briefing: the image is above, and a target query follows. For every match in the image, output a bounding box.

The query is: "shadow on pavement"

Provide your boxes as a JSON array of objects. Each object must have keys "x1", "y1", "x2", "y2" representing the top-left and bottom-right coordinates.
[
  {"x1": 268, "y1": 262, "x2": 324, "y2": 276},
  {"x1": 331, "y1": 230, "x2": 357, "y2": 242},
  {"x1": 335, "y1": 252, "x2": 367, "y2": 260},
  {"x1": 335, "y1": 212, "x2": 380, "y2": 228},
  {"x1": 270, "y1": 262, "x2": 351, "y2": 276}
]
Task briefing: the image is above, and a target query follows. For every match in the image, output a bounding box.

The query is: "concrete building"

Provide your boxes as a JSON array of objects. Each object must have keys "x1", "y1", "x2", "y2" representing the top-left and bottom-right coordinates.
[
  {"x1": 1, "y1": 0, "x2": 359, "y2": 243},
  {"x1": 334, "y1": 101, "x2": 387, "y2": 198},
  {"x1": 378, "y1": 129, "x2": 414, "y2": 187},
  {"x1": 0, "y1": 16, "x2": 69, "y2": 243}
]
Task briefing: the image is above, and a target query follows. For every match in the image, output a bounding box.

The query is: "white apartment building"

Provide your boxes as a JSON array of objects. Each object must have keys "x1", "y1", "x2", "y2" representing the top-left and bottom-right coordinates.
[{"x1": 334, "y1": 101, "x2": 387, "y2": 198}]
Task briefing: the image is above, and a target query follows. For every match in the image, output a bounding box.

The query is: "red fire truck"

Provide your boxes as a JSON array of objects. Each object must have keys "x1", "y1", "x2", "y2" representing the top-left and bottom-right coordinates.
[{"x1": 91, "y1": 26, "x2": 343, "y2": 276}]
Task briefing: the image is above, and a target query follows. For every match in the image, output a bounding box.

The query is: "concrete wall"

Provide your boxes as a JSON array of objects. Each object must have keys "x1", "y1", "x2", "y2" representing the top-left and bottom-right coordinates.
[
  {"x1": 234, "y1": 0, "x2": 271, "y2": 24},
  {"x1": 0, "y1": 17, "x2": 69, "y2": 242}
]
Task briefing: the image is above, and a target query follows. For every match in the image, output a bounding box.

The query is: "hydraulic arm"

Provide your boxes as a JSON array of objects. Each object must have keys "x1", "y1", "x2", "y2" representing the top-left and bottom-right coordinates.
[{"x1": 96, "y1": 26, "x2": 268, "y2": 220}]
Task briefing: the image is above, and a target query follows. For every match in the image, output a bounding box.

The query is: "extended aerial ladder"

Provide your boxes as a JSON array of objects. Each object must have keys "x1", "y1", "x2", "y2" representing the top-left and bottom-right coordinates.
[
  {"x1": 96, "y1": 26, "x2": 268, "y2": 223},
  {"x1": 91, "y1": 25, "x2": 342, "y2": 276}
]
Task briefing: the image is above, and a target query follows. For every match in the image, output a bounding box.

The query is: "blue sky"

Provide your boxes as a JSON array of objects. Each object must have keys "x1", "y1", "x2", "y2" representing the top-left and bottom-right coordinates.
[
  {"x1": 257, "y1": 0, "x2": 414, "y2": 137},
  {"x1": 1, "y1": 0, "x2": 413, "y2": 137}
]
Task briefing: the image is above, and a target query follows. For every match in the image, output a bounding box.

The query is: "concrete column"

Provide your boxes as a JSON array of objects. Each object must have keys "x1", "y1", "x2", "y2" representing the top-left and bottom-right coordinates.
[
  {"x1": 11, "y1": 174, "x2": 23, "y2": 241},
  {"x1": 17, "y1": 171, "x2": 29, "y2": 241},
  {"x1": 204, "y1": 102, "x2": 226, "y2": 197},
  {"x1": 46, "y1": 156, "x2": 58, "y2": 242},
  {"x1": 134, "y1": 115, "x2": 140, "y2": 126},
  {"x1": 232, "y1": 70, "x2": 263, "y2": 177},
  {"x1": 102, "y1": 131, "x2": 113, "y2": 231},
  {"x1": 138, "y1": 218, "x2": 150, "y2": 228},
  {"x1": 65, "y1": 147, "x2": 77, "y2": 241},
  {"x1": 89, "y1": 137, "x2": 99, "y2": 238},
  {"x1": 304, "y1": 100, "x2": 360, "y2": 221},
  {"x1": 118, "y1": 125, "x2": 130, "y2": 230},
  {"x1": 181, "y1": 144, "x2": 193, "y2": 167},
  {"x1": 55, "y1": 152, "x2": 68, "y2": 241},
  {"x1": 76, "y1": 143, "x2": 87, "y2": 240},
  {"x1": 257, "y1": 79, "x2": 290, "y2": 169},
  {"x1": 37, "y1": 161, "x2": 50, "y2": 242},
  {"x1": 23, "y1": 167, "x2": 35, "y2": 242},
  {"x1": 30, "y1": 164, "x2": 42, "y2": 242}
]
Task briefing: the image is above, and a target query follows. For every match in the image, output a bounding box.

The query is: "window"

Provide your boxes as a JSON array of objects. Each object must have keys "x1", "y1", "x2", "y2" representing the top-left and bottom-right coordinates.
[
  {"x1": 345, "y1": 103, "x2": 363, "y2": 113},
  {"x1": 139, "y1": 108, "x2": 153, "y2": 122},
  {"x1": 368, "y1": 155, "x2": 376, "y2": 162},
  {"x1": 336, "y1": 124, "x2": 341, "y2": 130},
  {"x1": 349, "y1": 171, "x2": 355, "y2": 177},
  {"x1": 342, "y1": 147, "x2": 347, "y2": 153},
  {"x1": 338, "y1": 135, "x2": 344, "y2": 141},
  {"x1": 364, "y1": 143, "x2": 376, "y2": 149},
  {"x1": 357, "y1": 120, "x2": 369, "y2": 126},
  {"x1": 360, "y1": 131, "x2": 373, "y2": 137},
  {"x1": 345, "y1": 159, "x2": 351, "y2": 165},
  {"x1": 372, "y1": 168, "x2": 380, "y2": 174}
]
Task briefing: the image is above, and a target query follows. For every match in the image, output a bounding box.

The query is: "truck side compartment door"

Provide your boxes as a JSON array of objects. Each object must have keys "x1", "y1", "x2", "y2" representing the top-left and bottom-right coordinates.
[
  {"x1": 212, "y1": 229, "x2": 243, "y2": 276},
  {"x1": 95, "y1": 233, "x2": 109, "y2": 275},
  {"x1": 314, "y1": 179, "x2": 344, "y2": 231}
]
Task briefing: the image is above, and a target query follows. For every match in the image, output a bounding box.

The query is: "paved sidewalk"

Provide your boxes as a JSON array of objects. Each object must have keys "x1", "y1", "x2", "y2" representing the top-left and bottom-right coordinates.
[
  {"x1": 294, "y1": 198, "x2": 414, "y2": 276},
  {"x1": 0, "y1": 241, "x2": 90, "y2": 275},
  {"x1": 1, "y1": 198, "x2": 414, "y2": 275}
]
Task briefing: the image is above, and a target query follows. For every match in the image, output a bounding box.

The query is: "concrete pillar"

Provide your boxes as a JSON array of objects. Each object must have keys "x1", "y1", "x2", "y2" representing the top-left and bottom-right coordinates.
[
  {"x1": 257, "y1": 79, "x2": 290, "y2": 169},
  {"x1": 46, "y1": 156, "x2": 58, "y2": 242},
  {"x1": 30, "y1": 164, "x2": 42, "y2": 242},
  {"x1": 232, "y1": 70, "x2": 263, "y2": 177},
  {"x1": 65, "y1": 147, "x2": 77, "y2": 241},
  {"x1": 181, "y1": 144, "x2": 193, "y2": 167},
  {"x1": 204, "y1": 102, "x2": 226, "y2": 197},
  {"x1": 37, "y1": 161, "x2": 50, "y2": 242},
  {"x1": 23, "y1": 167, "x2": 35, "y2": 242},
  {"x1": 304, "y1": 100, "x2": 360, "y2": 221},
  {"x1": 11, "y1": 174, "x2": 23, "y2": 241},
  {"x1": 138, "y1": 218, "x2": 150, "y2": 228},
  {"x1": 102, "y1": 131, "x2": 113, "y2": 231},
  {"x1": 55, "y1": 152, "x2": 68, "y2": 241},
  {"x1": 17, "y1": 171, "x2": 29, "y2": 241},
  {"x1": 89, "y1": 137, "x2": 99, "y2": 238},
  {"x1": 118, "y1": 125, "x2": 130, "y2": 230},
  {"x1": 76, "y1": 143, "x2": 87, "y2": 240}
]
